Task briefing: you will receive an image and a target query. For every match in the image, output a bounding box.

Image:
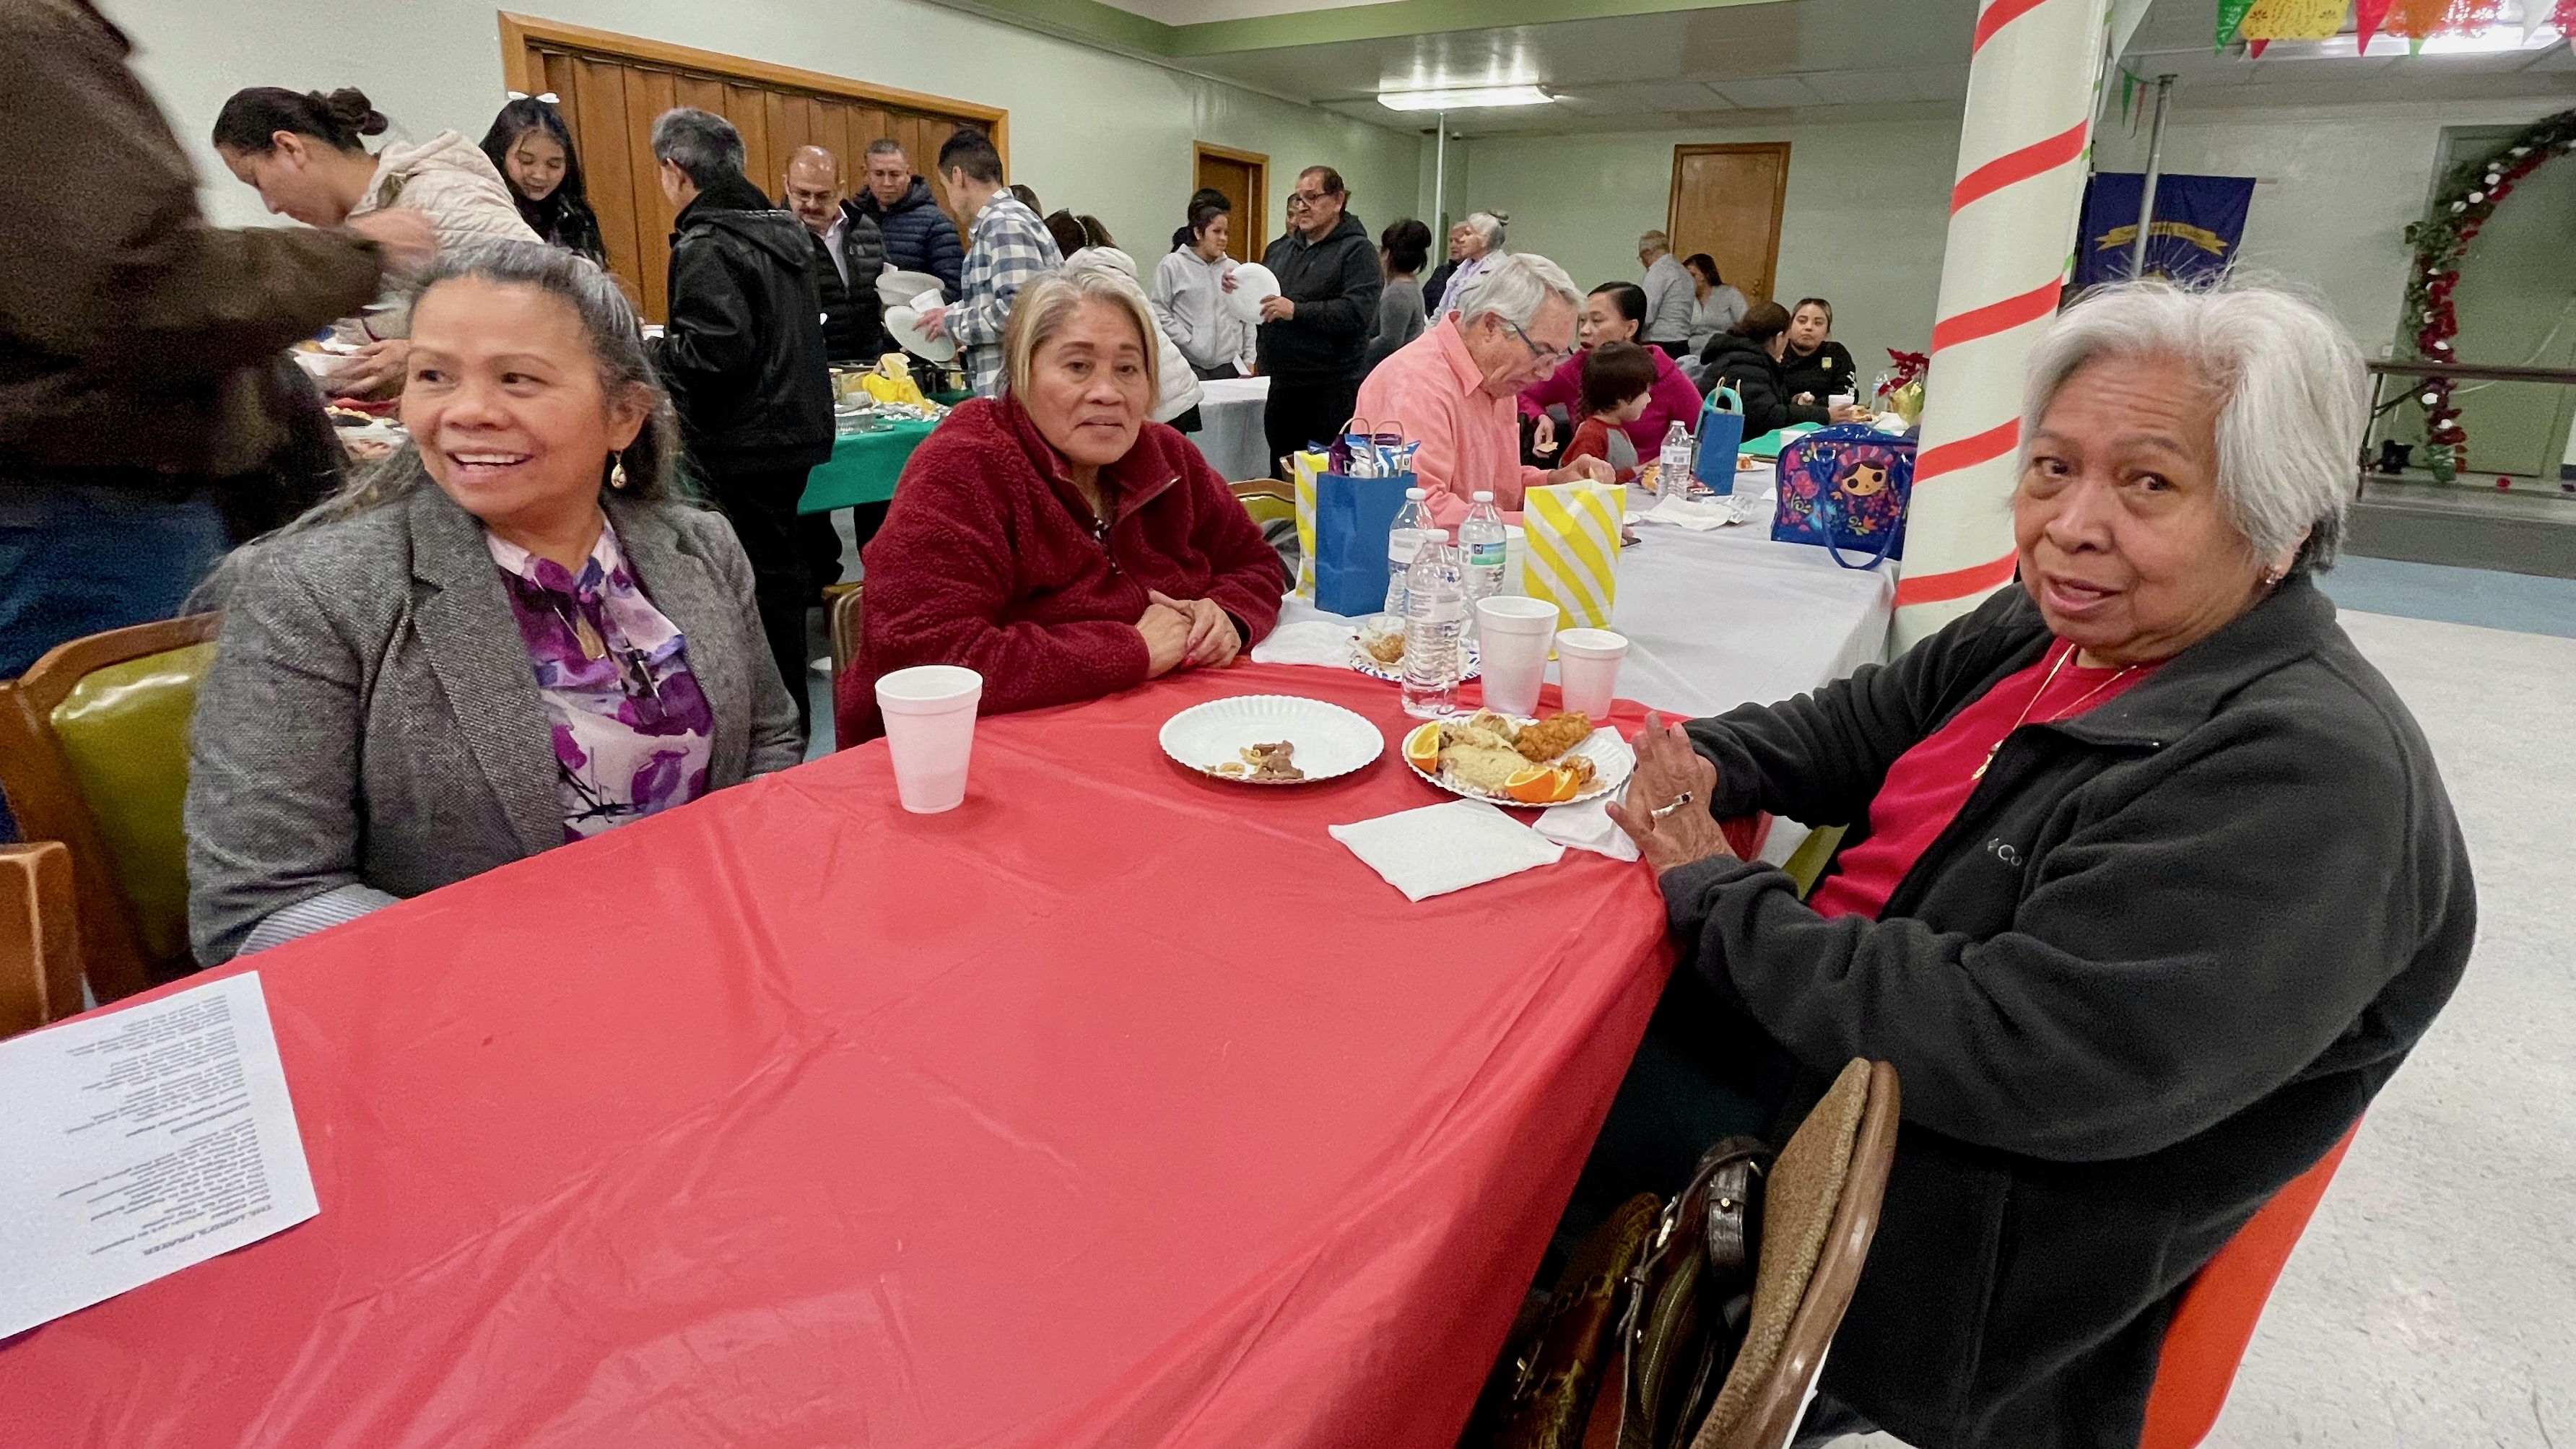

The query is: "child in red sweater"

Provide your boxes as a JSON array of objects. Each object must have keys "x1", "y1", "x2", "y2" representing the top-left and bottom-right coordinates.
[{"x1": 1559, "y1": 341, "x2": 1660, "y2": 487}]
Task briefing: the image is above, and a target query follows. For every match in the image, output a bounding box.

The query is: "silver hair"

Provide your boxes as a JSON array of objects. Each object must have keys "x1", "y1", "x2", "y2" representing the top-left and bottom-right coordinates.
[
  {"x1": 2021, "y1": 279, "x2": 2363, "y2": 572},
  {"x1": 1455, "y1": 251, "x2": 1582, "y2": 332},
  {"x1": 1002, "y1": 267, "x2": 1161, "y2": 404},
  {"x1": 282, "y1": 240, "x2": 684, "y2": 532},
  {"x1": 1461, "y1": 211, "x2": 1506, "y2": 247},
  {"x1": 863, "y1": 136, "x2": 907, "y2": 160},
  {"x1": 650, "y1": 107, "x2": 745, "y2": 186},
  {"x1": 1638, "y1": 230, "x2": 1671, "y2": 253}
]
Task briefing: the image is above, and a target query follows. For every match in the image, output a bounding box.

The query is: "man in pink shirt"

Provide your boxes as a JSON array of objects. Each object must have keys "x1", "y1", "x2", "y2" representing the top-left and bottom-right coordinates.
[{"x1": 1355, "y1": 251, "x2": 1614, "y2": 529}]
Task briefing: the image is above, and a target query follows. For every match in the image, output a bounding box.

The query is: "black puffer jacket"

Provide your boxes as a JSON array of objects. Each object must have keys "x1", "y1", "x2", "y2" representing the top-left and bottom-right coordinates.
[
  {"x1": 1780, "y1": 339, "x2": 1858, "y2": 424},
  {"x1": 1663, "y1": 576, "x2": 2474, "y2": 1448},
  {"x1": 852, "y1": 176, "x2": 963, "y2": 302},
  {"x1": 1696, "y1": 332, "x2": 1792, "y2": 437},
  {"x1": 656, "y1": 172, "x2": 832, "y2": 475},
  {"x1": 797, "y1": 199, "x2": 889, "y2": 363},
  {"x1": 1257, "y1": 210, "x2": 1382, "y2": 384}
]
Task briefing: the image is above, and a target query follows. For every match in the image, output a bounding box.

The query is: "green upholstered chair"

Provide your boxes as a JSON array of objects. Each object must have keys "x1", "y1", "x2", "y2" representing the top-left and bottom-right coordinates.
[
  {"x1": 0, "y1": 614, "x2": 218, "y2": 1002},
  {"x1": 0, "y1": 840, "x2": 82, "y2": 1038},
  {"x1": 1229, "y1": 479, "x2": 1297, "y2": 529},
  {"x1": 1778, "y1": 824, "x2": 1848, "y2": 902}
]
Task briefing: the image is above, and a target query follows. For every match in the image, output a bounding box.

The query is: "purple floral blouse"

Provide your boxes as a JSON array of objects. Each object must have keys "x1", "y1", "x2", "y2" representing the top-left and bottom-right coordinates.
[{"x1": 487, "y1": 524, "x2": 715, "y2": 843}]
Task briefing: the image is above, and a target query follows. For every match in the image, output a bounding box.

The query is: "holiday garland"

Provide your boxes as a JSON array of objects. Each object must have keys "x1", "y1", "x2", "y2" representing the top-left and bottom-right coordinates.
[{"x1": 2398, "y1": 105, "x2": 2576, "y2": 482}]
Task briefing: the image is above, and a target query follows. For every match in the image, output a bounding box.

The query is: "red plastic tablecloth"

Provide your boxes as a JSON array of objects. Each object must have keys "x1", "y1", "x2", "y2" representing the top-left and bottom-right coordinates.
[{"x1": 1, "y1": 663, "x2": 1674, "y2": 1448}]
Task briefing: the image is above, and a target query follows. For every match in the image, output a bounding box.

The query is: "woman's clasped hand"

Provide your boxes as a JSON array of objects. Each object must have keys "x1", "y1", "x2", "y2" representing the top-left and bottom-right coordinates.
[{"x1": 1604, "y1": 715, "x2": 1730, "y2": 871}]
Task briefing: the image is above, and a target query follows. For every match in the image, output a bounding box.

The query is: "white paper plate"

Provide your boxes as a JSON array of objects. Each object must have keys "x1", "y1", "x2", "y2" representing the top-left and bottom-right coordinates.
[
  {"x1": 1347, "y1": 633, "x2": 1480, "y2": 683},
  {"x1": 1159, "y1": 695, "x2": 1383, "y2": 786},
  {"x1": 1399, "y1": 718, "x2": 1636, "y2": 809},
  {"x1": 878, "y1": 269, "x2": 946, "y2": 310},
  {"x1": 1227, "y1": 262, "x2": 1280, "y2": 325},
  {"x1": 886, "y1": 305, "x2": 959, "y2": 363}
]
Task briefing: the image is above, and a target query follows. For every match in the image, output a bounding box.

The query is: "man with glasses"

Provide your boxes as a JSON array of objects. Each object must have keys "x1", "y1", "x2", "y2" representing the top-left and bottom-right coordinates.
[
  {"x1": 1256, "y1": 165, "x2": 1381, "y2": 477},
  {"x1": 1353, "y1": 252, "x2": 1613, "y2": 529}
]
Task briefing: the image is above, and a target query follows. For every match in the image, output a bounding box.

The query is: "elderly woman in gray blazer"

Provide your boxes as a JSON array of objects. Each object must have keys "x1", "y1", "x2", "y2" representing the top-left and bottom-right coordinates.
[{"x1": 187, "y1": 240, "x2": 802, "y2": 964}]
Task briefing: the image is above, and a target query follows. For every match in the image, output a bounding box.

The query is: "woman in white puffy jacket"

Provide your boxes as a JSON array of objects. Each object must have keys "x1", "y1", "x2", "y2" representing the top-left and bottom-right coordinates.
[
  {"x1": 214, "y1": 86, "x2": 540, "y2": 393},
  {"x1": 1062, "y1": 246, "x2": 1206, "y2": 430}
]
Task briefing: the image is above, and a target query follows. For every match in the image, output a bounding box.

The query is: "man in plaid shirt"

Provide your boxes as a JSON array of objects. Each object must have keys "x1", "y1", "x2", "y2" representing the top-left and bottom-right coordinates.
[{"x1": 918, "y1": 129, "x2": 1060, "y2": 397}]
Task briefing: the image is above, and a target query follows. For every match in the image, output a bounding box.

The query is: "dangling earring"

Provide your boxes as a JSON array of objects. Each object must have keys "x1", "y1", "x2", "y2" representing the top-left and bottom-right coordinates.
[
  {"x1": 2260, "y1": 565, "x2": 2285, "y2": 591},
  {"x1": 608, "y1": 451, "x2": 628, "y2": 490}
]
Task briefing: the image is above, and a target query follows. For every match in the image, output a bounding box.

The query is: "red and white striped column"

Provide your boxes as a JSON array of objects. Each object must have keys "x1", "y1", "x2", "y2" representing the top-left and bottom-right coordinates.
[{"x1": 1893, "y1": 0, "x2": 2112, "y2": 651}]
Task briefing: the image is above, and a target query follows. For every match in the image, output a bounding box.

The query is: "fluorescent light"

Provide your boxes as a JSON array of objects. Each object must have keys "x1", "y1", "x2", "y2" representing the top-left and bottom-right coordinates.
[
  {"x1": 2414, "y1": 21, "x2": 2561, "y2": 53},
  {"x1": 1377, "y1": 85, "x2": 1554, "y2": 111}
]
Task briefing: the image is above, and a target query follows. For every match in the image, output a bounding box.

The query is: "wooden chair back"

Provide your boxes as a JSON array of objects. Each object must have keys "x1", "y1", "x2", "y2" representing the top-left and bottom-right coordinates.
[
  {"x1": 1695, "y1": 1058, "x2": 1902, "y2": 1449},
  {"x1": 1229, "y1": 479, "x2": 1296, "y2": 529},
  {"x1": 0, "y1": 841, "x2": 82, "y2": 1039},
  {"x1": 0, "y1": 614, "x2": 219, "y2": 1002},
  {"x1": 826, "y1": 582, "x2": 866, "y2": 700}
]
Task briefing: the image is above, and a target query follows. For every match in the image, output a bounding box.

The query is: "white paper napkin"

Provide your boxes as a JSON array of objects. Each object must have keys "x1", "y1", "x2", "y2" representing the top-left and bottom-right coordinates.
[
  {"x1": 1536, "y1": 795, "x2": 1641, "y2": 861},
  {"x1": 1251, "y1": 618, "x2": 1359, "y2": 668},
  {"x1": 1637, "y1": 493, "x2": 1757, "y2": 531},
  {"x1": 1329, "y1": 800, "x2": 1567, "y2": 901}
]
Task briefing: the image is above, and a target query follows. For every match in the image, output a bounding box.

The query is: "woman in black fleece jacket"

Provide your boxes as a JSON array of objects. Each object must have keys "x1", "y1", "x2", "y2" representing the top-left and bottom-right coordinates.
[{"x1": 1593, "y1": 282, "x2": 2474, "y2": 1449}]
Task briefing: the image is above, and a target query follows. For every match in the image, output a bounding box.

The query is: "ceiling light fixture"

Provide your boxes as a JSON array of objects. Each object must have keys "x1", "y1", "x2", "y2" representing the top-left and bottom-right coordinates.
[{"x1": 1377, "y1": 85, "x2": 1554, "y2": 111}]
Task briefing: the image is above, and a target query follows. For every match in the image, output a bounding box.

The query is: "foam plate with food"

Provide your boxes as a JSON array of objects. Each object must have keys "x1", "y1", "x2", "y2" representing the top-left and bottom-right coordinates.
[
  {"x1": 1401, "y1": 710, "x2": 1635, "y2": 807},
  {"x1": 1158, "y1": 695, "x2": 1382, "y2": 786}
]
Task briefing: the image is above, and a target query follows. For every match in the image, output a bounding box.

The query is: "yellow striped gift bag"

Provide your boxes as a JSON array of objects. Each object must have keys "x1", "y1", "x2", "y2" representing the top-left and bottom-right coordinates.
[
  {"x1": 1520, "y1": 482, "x2": 1622, "y2": 630},
  {"x1": 1289, "y1": 450, "x2": 1329, "y2": 599}
]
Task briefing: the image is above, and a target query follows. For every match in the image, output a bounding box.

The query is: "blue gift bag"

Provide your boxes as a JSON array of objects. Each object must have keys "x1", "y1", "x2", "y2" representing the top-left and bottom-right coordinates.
[
  {"x1": 1692, "y1": 387, "x2": 1744, "y2": 495},
  {"x1": 1313, "y1": 469, "x2": 1414, "y2": 615},
  {"x1": 1772, "y1": 425, "x2": 1914, "y2": 570}
]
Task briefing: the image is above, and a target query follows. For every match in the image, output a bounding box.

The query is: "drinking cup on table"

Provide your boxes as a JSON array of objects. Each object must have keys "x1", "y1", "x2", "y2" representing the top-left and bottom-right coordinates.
[
  {"x1": 1829, "y1": 393, "x2": 1855, "y2": 414},
  {"x1": 875, "y1": 665, "x2": 983, "y2": 813},
  {"x1": 1476, "y1": 597, "x2": 1559, "y2": 717},
  {"x1": 1554, "y1": 628, "x2": 1629, "y2": 718}
]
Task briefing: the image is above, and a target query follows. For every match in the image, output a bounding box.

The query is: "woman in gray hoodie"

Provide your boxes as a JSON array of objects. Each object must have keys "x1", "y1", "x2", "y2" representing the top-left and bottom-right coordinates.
[{"x1": 1150, "y1": 191, "x2": 1256, "y2": 380}]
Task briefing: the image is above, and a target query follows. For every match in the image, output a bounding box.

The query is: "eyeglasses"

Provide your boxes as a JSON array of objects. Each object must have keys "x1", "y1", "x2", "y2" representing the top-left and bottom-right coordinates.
[
  {"x1": 1499, "y1": 316, "x2": 1575, "y2": 370},
  {"x1": 1286, "y1": 189, "x2": 1334, "y2": 212}
]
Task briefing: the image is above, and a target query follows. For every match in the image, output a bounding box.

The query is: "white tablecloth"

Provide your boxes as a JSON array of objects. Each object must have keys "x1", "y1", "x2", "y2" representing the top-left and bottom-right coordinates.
[{"x1": 1190, "y1": 375, "x2": 1271, "y2": 482}]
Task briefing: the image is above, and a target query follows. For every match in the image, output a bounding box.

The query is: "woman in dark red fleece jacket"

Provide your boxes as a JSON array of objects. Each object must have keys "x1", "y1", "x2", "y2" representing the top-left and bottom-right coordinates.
[{"x1": 837, "y1": 269, "x2": 1284, "y2": 747}]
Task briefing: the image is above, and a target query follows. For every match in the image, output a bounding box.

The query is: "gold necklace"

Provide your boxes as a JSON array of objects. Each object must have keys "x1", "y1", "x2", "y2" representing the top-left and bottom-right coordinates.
[{"x1": 1972, "y1": 644, "x2": 2137, "y2": 781}]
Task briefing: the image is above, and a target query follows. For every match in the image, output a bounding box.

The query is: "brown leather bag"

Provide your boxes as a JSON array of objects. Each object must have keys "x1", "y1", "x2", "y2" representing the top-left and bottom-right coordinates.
[
  {"x1": 1476, "y1": 1193, "x2": 1663, "y2": 1449},
  {"x1": 1611, "y1": 1137, "x2": 1767, "y2": 1449}
]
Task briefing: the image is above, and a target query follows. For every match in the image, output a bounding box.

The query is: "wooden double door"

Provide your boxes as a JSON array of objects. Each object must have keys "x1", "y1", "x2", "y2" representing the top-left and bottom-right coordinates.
[{"x1": 501, "y1": 15, "x2": 1006, "y2": 321}]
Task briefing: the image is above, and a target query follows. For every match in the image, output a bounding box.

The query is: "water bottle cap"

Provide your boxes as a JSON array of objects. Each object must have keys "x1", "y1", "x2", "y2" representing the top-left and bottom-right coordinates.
[
  {"x1": 1471, "y1": 491, "x2": 1492, "y2": 502},
  {"x1": 1422, "y1": 528, "x2": 1448, "y2": 543},
  {"x1": 1405, "y1": 487, "x2": 1428, "y2": 500}
]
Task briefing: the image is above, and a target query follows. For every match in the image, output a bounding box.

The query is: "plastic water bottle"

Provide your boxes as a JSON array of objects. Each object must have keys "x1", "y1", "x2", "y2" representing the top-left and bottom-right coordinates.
[
  {"x1": 1383, "y1": 487, "x2": 1431, "y2": 617},
  {"x1": 1459, "y1": 491, "x2": 1507, "y2": 609},
  {"x1": 1658, "y1": 421, "x2": 1694, "y2": 500},
  {"x1": 1400, "y1": 531, "x2": 1466, "y2": 718}
]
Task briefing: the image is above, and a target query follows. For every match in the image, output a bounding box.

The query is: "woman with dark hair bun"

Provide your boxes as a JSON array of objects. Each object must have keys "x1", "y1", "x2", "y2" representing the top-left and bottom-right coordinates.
[
  {"x1": 479, "y1": 95, "x2": 605, "y2": 264},
  {"x1": 1367, "y1": 217, "x2": 1432, "y2": 368},
  {"x1": 1513, "y1": 279, "x2": 1706, "y2": 455},
  {"x1": 214, "y1": 86, "x2": 538, "y2": 394},
  {"x1": 1150, "y1": 190, "x2": 1254, "y2": 380}
]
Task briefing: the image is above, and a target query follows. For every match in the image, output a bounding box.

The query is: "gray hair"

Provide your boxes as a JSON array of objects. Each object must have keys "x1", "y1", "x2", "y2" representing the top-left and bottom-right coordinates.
[
  {"x1": 864, "y1": 137, "x2": 907, "y2": 162},
  {"x1": 2022, "y1": 279, "x2": 2362, "y2": 571},
  {"x1": 1461, "y1": 211, "x2": 1506, "y2": 248},
  {"x1": 1638, "y1": 230, "x2": 1671, "y2": 254},
  {"x1": 280, "y1": 240, "x2": 684, "y2": 533},
  {"x1": 1455, "y1": 252, "x2": 1582, "y2": 332},
  {"x1": 650, "y1": 107, "x2": 744, "y2": 186},
  {"x1": 1001, "y1": 267, "x2": 1161, "y2": 404}
]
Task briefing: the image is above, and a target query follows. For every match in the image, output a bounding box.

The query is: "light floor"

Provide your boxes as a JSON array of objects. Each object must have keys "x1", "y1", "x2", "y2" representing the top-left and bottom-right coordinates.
[{"x1": 1843, "y1": 603, "x2": 2576, "y2": 1448}]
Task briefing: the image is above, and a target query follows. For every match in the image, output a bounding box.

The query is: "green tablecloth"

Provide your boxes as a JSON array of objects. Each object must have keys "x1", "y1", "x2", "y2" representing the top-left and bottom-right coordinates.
[
  {"x1": 799, "y1": 419, "x2": 938, "y2": 514},
  {"x1": 1740, "y1": 422, "x2": 1823, "y2": 459}
]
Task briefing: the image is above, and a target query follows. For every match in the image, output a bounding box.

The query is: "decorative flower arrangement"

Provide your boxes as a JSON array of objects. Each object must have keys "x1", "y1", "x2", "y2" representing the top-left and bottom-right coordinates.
[{"x1": 2397, "y1": 105, "x2": 2576, "y2": 482}]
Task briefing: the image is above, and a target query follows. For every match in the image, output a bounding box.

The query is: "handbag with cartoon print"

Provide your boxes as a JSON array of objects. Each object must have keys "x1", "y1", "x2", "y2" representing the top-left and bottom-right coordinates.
[{"x1": 1771, "y1": 424, "x2": 1913, "y2": 570}]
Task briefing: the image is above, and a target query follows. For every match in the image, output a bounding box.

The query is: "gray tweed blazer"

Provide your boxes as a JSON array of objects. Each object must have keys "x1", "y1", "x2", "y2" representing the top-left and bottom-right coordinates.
[{"x1": 186, "y1": 484, "x2": 804, "y2": 964}]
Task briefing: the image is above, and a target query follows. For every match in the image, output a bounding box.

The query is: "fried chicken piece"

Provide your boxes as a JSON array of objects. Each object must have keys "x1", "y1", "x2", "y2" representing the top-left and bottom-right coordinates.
[
  {"x1": 1514, "y1": 711, "x2": 1594, "y2": 763},
  {"x1": 1362, "y1": 631, "x2": 1405, "y2": 664}
]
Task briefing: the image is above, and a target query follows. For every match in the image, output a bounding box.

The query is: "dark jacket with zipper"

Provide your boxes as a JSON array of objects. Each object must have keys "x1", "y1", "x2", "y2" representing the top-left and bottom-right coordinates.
[
  {"x1": 1779, "y1": 339, "x2": 1858, "y2": 425},
  {"x1": 790, "y1": 197, "x2": 889, "y2": 363},
  {"x1": 1256, "y1": 209, "x2": 1382, "y2": 384},
  {"x1": 655, "y1": 172, "x2": 832, "y2": 476},
  {"x1": 851, "y1": 175, "x2": 963, "y2": 301},
  {"x1": 1661, "y1": 575, "x2": 2473, "y2": 1449},
  {"x1": 1696, "y1": 332, "x2": 1793, "y2": 438}
]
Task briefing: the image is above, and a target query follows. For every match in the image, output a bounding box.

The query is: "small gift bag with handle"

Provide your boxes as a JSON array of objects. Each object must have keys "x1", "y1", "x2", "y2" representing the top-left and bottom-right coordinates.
[
  {"x1": 1288, "y1": 450, "x2": 1331, "y2": 599},
  {"x1": 1772, "y1": 424, "x2": 1915, "y2": 570},
  {"x1": 1520, "y1": 481, "x2": 1623, "y2": 630},
  {"x1": 1692, "y1": 386, "x2": 1746, "y2": 495}
]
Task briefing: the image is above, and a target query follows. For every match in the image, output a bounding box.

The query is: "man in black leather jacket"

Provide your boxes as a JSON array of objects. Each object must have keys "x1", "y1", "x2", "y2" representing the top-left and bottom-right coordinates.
[{"x1": 649, "y1": 106, "x2": 832, "y2": 739}]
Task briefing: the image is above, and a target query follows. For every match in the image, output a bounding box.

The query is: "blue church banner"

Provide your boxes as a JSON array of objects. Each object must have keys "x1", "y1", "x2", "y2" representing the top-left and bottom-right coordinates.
[{"x1": 2074, "y1": 173, "x2": 2256, "y2": 287}]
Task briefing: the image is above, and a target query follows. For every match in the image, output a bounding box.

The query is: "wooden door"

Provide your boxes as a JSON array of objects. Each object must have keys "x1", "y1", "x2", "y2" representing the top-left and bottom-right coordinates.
[
  {"x1": 504, "y1": 15, "x2": 1006, "y2": 321},
  {"x1": 1193, "y1": 143, "x2": 1267, "y2": 264},
  {"x1": 1667, "y1": 143, "x2": 1790, "y2": 305}
]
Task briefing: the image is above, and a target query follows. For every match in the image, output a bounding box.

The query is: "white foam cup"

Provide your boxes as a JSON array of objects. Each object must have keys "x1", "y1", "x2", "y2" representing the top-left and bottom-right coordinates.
[
  {"x1": 1554, "y1": 628, "x2": 1630, "y2": 718},
  {"x1": 875, "y1": 666, "x2": 983, "y2": 813},
  {"x1": 1476, "y1": 598, "x2": 1559, "y2": 717}
]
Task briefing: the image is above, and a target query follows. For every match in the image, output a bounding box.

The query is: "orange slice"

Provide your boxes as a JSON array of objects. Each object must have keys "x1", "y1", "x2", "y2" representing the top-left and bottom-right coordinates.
[
  {"x1": 1404, "y1": 723, "x2": 1442, "y2": 775},
  {"x1": 1547, "y1": 767, "x2": 1582, "y2": 803},
  {"x1": 1504, "y1": 766, "x2": 1567, "y2": 804}
]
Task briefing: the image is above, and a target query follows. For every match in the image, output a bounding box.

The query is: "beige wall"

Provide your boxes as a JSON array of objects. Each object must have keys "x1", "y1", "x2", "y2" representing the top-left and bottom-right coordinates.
[
  {"x1": 1432, "y1": 109, "x2": 1964, "y2": 385},
  {"x1": 100, "y1": 0, "x2": 1419, "y2": 266}
]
